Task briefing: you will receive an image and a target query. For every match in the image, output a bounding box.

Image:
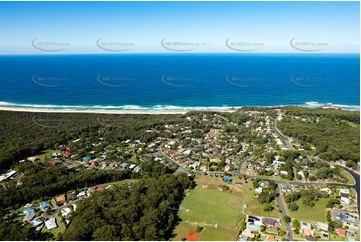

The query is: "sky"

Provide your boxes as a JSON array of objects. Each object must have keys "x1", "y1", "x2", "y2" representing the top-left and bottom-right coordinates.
[{"x1": 0, "y1": 1, "x2": 359, "y2": 54}]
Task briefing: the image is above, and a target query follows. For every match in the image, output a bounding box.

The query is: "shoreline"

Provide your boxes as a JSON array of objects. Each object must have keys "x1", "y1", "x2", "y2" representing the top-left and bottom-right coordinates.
[
  {"x1": 0, "y1": 107, "x2": 238, "y2": 115},
  {"x1": 0, "y1": 103, "x2": 359, "y2": 114}
]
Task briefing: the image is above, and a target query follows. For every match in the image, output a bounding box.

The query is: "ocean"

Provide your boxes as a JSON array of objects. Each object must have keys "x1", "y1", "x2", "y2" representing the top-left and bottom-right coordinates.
[{"x1": 0, "y1": 54, "x2": 359, "y2": 111}]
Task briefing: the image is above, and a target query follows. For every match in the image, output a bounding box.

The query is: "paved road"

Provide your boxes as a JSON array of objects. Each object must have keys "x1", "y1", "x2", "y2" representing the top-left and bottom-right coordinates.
[
  {"x1": 272, "y1": 114, "x2": 295, "y2": 151},
  {"x1": 275, "y1": 186, "x2": 293, "y2": 241},
  {"x1": 236, "y1": 154, "x2": 254, "y2": 174},
  {"x1": 342, "y1": 166, "x2": 360, "y2": 215},
  {"x1": 156, "y1": 119, "x2": 360, "y2": 241},
  {"x1": 156, "y1": 145, "x2": 189, "y2": 174}
]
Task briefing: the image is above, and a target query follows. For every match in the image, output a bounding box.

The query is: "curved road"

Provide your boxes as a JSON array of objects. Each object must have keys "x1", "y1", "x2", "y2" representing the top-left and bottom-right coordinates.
[{"x1": 157, "y1": 113, "x2": 360, "y2": 241}]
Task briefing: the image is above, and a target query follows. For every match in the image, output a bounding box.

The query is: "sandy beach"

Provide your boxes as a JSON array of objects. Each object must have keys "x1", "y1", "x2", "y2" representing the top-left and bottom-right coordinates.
[{"x1": 0, "y1": 107, "x2": 236, "y2": 115}]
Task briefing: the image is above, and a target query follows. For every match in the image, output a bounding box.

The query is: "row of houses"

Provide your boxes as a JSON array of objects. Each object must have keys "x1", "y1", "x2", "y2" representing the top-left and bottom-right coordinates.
[
  {"x1": 240, "y1": 215, "x2": 283, "y2": 241},
  {"x1": 298, "y1": 220, "x2": 357, "y2": 241}
]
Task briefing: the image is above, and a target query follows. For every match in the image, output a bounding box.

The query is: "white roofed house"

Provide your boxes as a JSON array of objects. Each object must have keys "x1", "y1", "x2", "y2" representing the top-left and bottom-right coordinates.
[
  {"x1": 188, "y1": 161, "x2": 200, "y2": 170},
  {"x1": 77, "y1": 191, "x2": 86, "y2": 198},
  {"x1": 61, "y1": 207, "x2": 72, "y2": 217},
  {"x1": 255, "y1": 187, "x2": 263, "y2": 195},
  {"x1": 280, "y1": 170, "x2": 288, "y2": 176},
  {"x1": 45, "y1": 218, "x2": 57, "y2": 230},
  {"x1": 23, "y1": 212, "x2": 36, "y2": 222},
  {"x1": 339, "y1": 188, "x2": 351, "y2": 205},
  {"x1": 340, "y1": 197, "x2": 351, "y2": 205},
  {"x1": 30, "y1": 218, "x2": 43, "y2": 227}
]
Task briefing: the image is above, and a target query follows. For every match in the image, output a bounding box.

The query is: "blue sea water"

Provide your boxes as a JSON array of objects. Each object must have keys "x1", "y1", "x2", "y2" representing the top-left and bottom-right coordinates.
[{"x1": 0, "y1": 54, "x2": 359, "y2": 111}]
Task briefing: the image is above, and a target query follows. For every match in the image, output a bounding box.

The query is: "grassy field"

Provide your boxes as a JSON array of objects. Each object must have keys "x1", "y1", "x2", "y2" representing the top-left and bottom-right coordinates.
[
  {"x1": 36, "y1": 150, "x2": 60, "y2": 160},
  {"x1": 339, "y1": 169, "x2": 356, "y2": 185},
  {"x1": 173, "y1": 175, "x2": 245, "y2": 241},
  {"x1": 285, "y1": 197, "x2": 328, "y2": 223},
  {"x1": 242, "y1": 181, "x2": 281, "y2": 219}
]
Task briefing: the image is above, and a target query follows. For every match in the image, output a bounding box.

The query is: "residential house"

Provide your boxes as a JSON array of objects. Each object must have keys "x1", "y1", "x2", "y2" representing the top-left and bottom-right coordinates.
[
  {"x1": 339, "y1": 189, "x2": 350, "y2": 198},
  {"x1": 199, "y1": 165, "x2": 207, "y2": 172},
  {"x1": 263, "y1": 218, "x2": 278, "y2": 227},
  {"x1": 304, "y1": 235, "x2": 316, "y2": 241},
  {"x1": 340, "y1": 213, "x2": 357, "y2": 226},
  {"x1": 82, "y1": 157, "x2": 90, "y2": 162},
  {"x1": 188, "y1": 162, "x2": 200, "y2": 170},
  {"x1": 347, "y1": 230, "x2": 356, "y2": 238},
  {"x1": 224, "y1": 164, "x2": 231, "y2": 172},
  {"x1": 332, "y1": 211, "x2": 357, "y2": 226},
  {"x1": 23, "y1": 212, "x2": 36, "y2": 222},
  {"x1": 301, "y1": 222, "x2": 314, "y2": 236},
  {"x1": 40, "y1": 201, "x2": 51, "y2": 209},
  {"x1": 282, "y1": 186, "x2": 292, "y2": 193},
  {"x1": 30, "y1": 218, "x2": 43, "y2": 227},
  {"x1": 316, "y1": 222, "x2": 329, "y2": 231},
  {"x1": 336, "y1": 228, "x2": 346, "y2": 237},
  {"x1": 246, "y1": 222, "x2": 261, "y2": 232},
  {"x1": 45, "y1": 218, "x2": 58, "y2": 230},
  {"x1": 321, "y1": 231, "x2": 329, "y2": 240},
  {"x1": 255, "y1": 187, "x2": 263, "y2": 195},
  {"x1": 210, "y1": 157, "x2": 220, "y2": 163},
  {"x1": 241, "y1": 229, "x2": 255, "y2": 239},
  {"x1": 67, "y1": 193, "x2": 77, "y2": 201},
  {"x1": 280, "y1": 170, "x2": 288, "y2": 176},
  {"x1": 183, "y1": 149, "x2": 192, "y2": 156},
  {"x1": 266, "y1": 235, "x2": 277, "y2": 241},
  {"x1": 239, "y1": 235, "x2": 249, "y2": 241},
  {"x1": 260, "y1": 181, "x2": 270, "y2": 188},
  {"x1": 55, "y1": 195, "x2": 66, "y2": 205},
  {"x1": 77, "y1": 191, "x2": 86, "y2": 198},
  {"x1": 341, "y1": 197, "x2": 351, "y2": 205},
  {"x1": 23, "y1": 207, "x2": 37, "y2": 214},
  {"x1": 96, "y1": 186, "x2": 105, "y2": 191},
  {"x1": 61, "y1": 207, "x2": 71, "y2": 217}
]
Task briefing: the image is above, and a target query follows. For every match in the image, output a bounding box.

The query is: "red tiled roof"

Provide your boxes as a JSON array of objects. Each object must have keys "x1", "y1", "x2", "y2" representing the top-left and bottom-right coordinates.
[
  {"x1": 337, "y1": 228, "x2": 346, "y2": 236},
  {"x1": 96, "y1": 186, "x2": 105, "y2": 191}
]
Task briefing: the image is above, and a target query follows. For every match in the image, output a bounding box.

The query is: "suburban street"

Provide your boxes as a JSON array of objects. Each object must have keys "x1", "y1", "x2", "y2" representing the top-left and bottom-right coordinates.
[
  {"x1": 275, "y1": 186, "x2": 293, "y2": 241},
  {"x1": 155, "y1": 113, "x2": 360, "y2": 240}
]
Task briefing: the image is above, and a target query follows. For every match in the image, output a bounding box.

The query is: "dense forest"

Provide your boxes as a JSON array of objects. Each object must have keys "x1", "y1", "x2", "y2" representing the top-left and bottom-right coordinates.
[
  {"x1": 278, "y1": 107, "x2": 360, "y2": 165},
  {"x1": 0, "y1": 159, "x2": 191, "y2": 240},
  {"x1": 63, "y1": 173, "x2": 195, "y2": 241}
]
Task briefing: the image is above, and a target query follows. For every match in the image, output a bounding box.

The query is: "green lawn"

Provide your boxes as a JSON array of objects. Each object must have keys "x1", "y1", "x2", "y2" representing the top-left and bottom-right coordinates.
[
  {"x1": 172, "y1": 222, "x2": 194, "y2": 240},
  {"x1": 339, "y1": 169, "x2": 356, "y2": 185},
  {"x1": 242, "y1": 182, "x2": 281, "y2": 219},
  {"x1": 42, "y1": 214, "x2": 66, "y2": 239},
  {"x1": 173, "y1": 175, "x2": 245, "y2": 241},
  {"x1": 36, "y1": 150, "x2": 59, "y2": 161},
  {"x1": 286, "y1": 197, "x2": 328, "y2": 223}
]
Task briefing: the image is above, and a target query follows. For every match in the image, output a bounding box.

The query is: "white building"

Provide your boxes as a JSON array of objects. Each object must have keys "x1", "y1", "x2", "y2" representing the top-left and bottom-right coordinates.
[{"x1": 45, "y1": 218, "x2": 58, "y2": 230}]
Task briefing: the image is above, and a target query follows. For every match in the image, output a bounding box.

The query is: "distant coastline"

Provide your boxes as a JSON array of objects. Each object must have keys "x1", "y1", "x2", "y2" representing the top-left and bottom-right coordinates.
[{"x1": 0, "y1": 101, "x2": 359, "y2": 114}]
